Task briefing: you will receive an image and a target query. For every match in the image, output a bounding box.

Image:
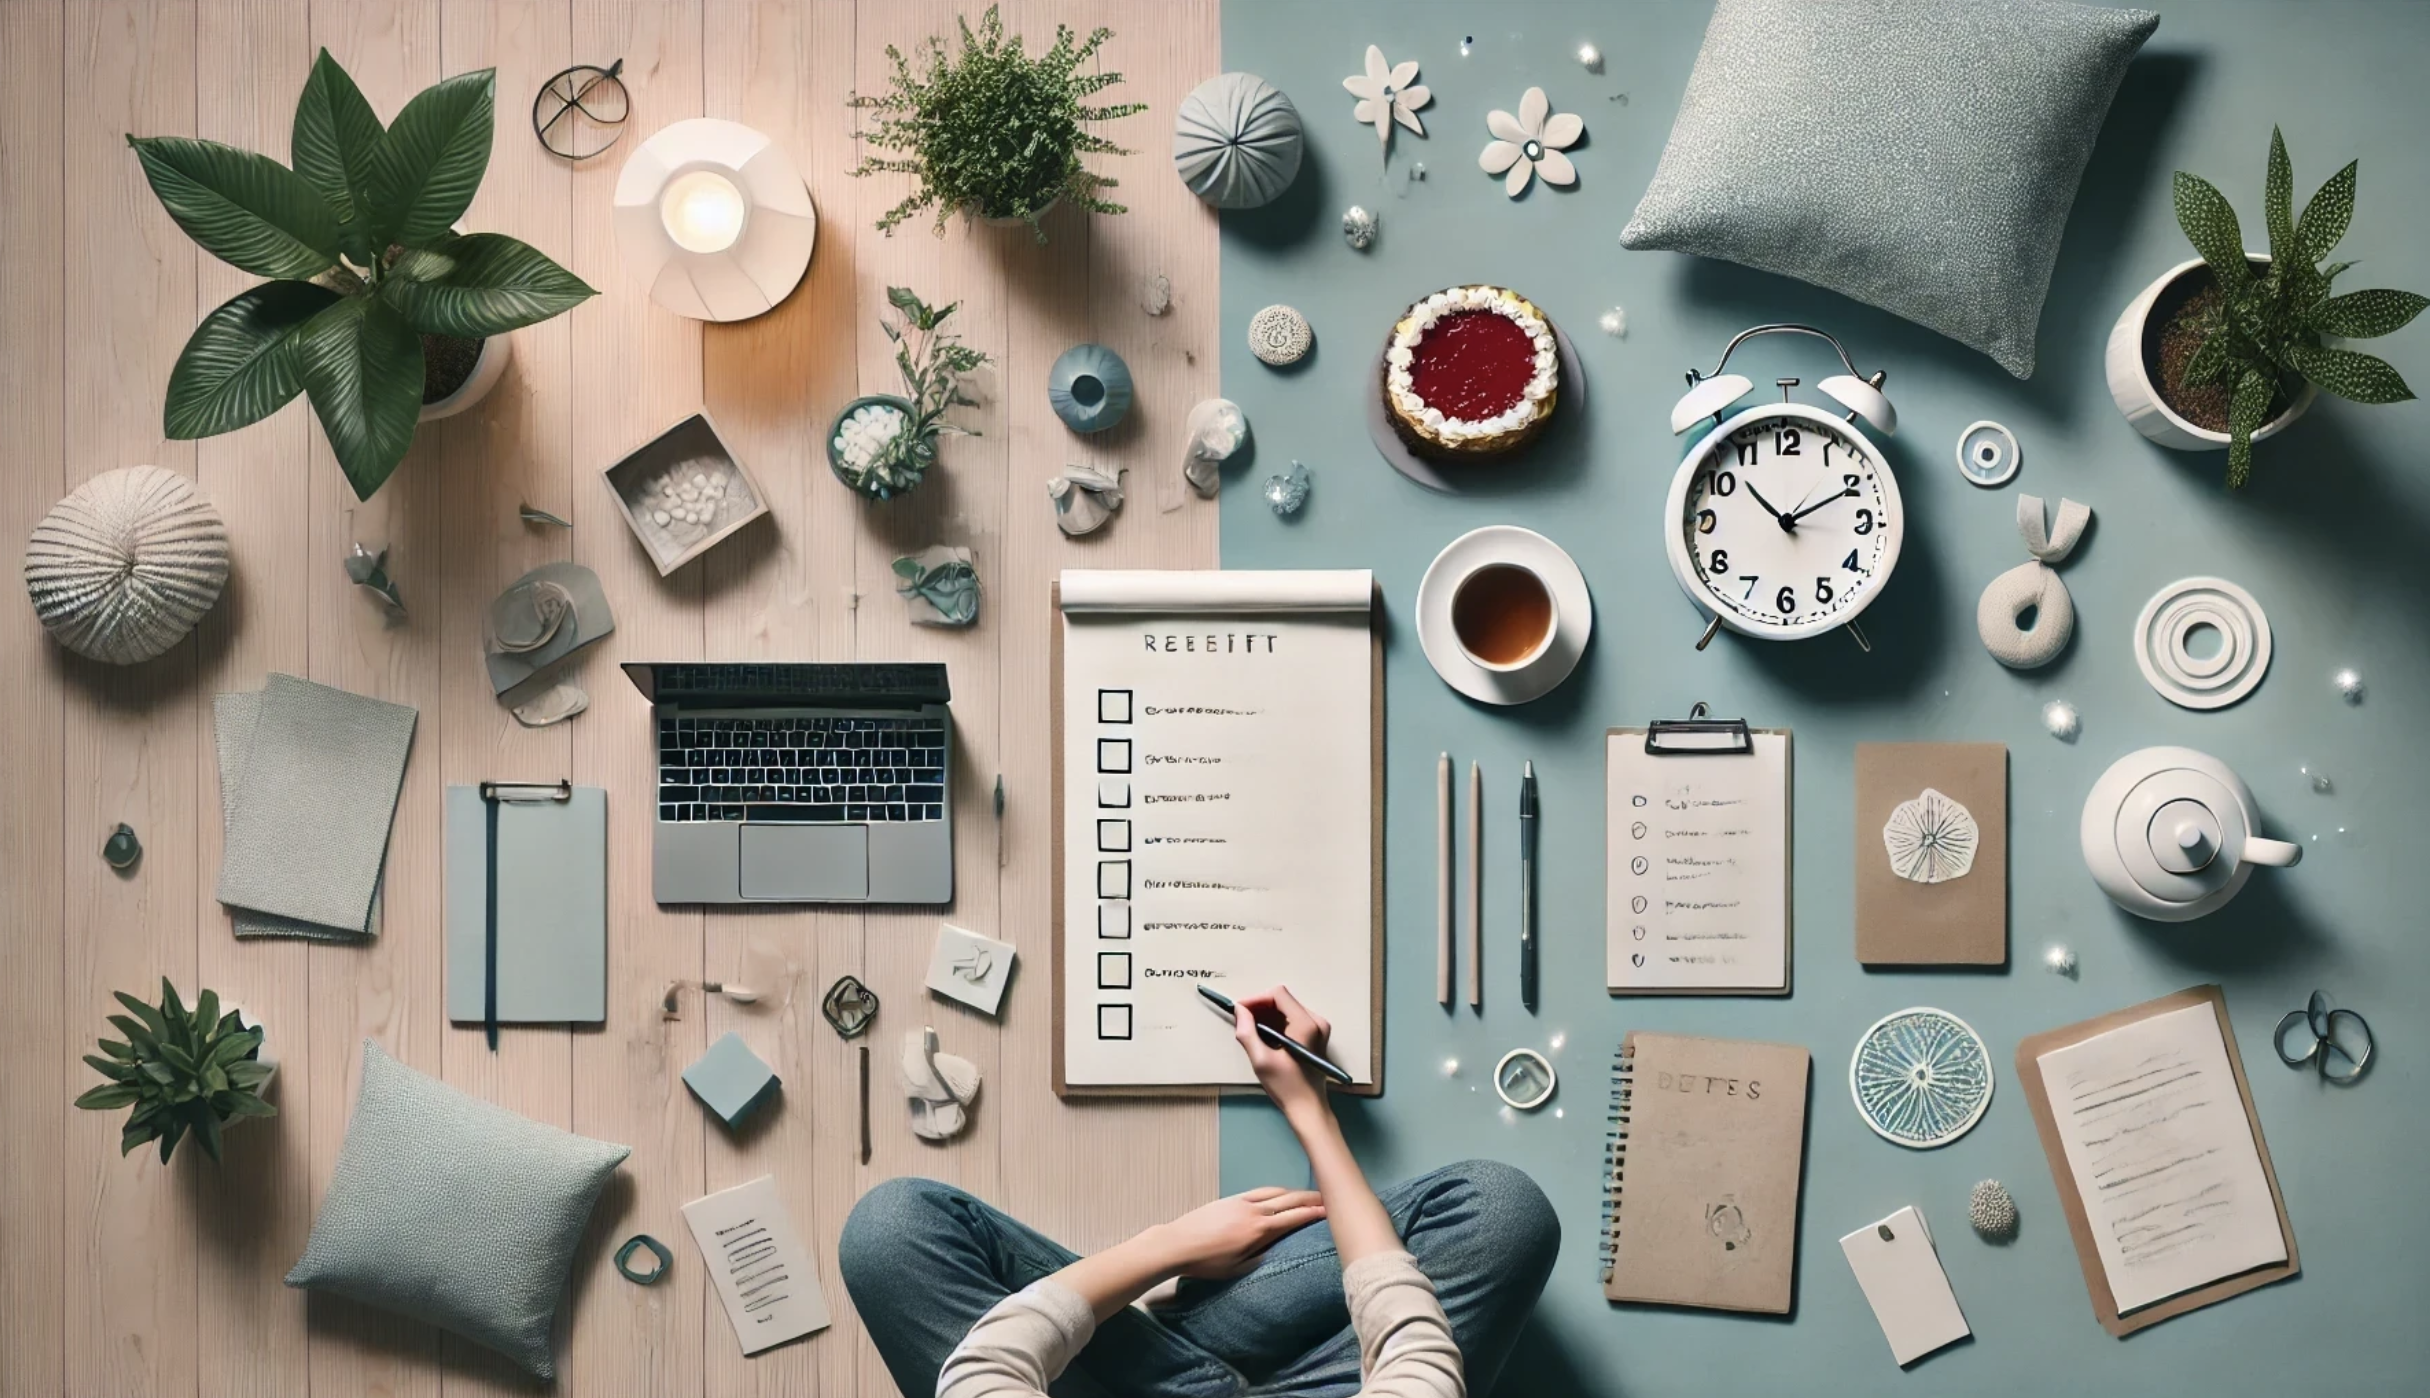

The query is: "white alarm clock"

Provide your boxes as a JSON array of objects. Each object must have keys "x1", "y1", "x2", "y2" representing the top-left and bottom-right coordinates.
[{"x1": 1663, "y1": 324, "x2": 1902, "y2": 651}]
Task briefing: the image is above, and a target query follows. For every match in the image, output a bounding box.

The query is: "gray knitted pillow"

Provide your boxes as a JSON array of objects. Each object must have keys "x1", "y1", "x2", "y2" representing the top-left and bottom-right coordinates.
[
  {"x1": 1621, "y1": 0, "x2": 2158, "y2": 378},
  {"x1": 287, "y1": 1041, "x2": 629, "y2": 1379}
]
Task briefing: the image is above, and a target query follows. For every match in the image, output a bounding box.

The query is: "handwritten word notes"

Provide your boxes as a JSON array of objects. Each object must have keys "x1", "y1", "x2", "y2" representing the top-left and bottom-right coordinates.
[
  {"x1": 1605, "y1": 730, "x2": 1791, "y2": 993},
  {"x1": 2037, "y1": 1003, "x2": 2289, "y2": 1313},
  {"x1": 1059, "y1": 571, "x2": 1375, "y2": 1090},
  {"x1": 681, "y1": 1174, "x2": 830, "y2": 1356}
]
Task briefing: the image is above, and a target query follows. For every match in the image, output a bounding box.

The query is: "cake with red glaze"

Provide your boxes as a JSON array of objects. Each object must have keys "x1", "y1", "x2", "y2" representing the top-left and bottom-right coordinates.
[{"x1": 1382, "y1": 285, "x2": 1559, "y2": 459}]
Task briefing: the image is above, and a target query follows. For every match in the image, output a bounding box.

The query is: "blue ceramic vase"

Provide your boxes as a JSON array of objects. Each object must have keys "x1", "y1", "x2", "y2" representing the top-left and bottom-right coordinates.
[{"x1": 1047, "y1": 344, "x2": 1134, "y2": 434}]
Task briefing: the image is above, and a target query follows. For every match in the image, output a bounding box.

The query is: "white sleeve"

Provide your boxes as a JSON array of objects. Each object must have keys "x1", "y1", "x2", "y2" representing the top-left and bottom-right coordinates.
[
  {"x1": 1344, "y1": 1251, "x2": 1466, "y2": 1398},
  {"x1": 935, "y1": 1280, "x2": 1098, "y2": 1398}
]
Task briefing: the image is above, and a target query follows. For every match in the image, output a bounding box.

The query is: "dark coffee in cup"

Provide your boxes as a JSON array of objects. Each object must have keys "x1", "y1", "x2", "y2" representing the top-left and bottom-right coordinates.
[{"x1": 1451, "y1": 563, "x2": 1555, "y2": 670}]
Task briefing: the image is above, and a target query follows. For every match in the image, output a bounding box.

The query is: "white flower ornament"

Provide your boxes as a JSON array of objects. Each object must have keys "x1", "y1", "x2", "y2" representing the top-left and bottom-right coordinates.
[
  {"x1": 1480, "y1": 87, "x2": 1582, "y2": 196},
  {"x1": 1343, "y1": 46, "x2": 1429, "y2": 159}
]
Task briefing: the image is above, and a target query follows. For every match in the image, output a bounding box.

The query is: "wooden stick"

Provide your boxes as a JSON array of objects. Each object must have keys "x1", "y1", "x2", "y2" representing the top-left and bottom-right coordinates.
[
  {"x1": 1467, "y1": 761, "x2": 1483, "y2": 1008},
  {"x1": 1436, "y1": 753, "x2": 1452, "y2": 1005}
]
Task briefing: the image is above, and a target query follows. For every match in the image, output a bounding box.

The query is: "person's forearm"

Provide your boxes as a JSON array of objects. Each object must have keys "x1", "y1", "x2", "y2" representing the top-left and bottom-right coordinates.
[
  {"x1": 1045, "y1": 1226, "x2": 1185, "y2": 1323},
  {"x1": 1286, "y1": 1103, "x2": 1401, "y2": 1265}
]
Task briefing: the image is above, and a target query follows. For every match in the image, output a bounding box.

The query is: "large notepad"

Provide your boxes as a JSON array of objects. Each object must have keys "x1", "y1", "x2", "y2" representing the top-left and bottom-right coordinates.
[
  {"x1": 214, "y1": 673, "x2": 417, "y2": 939},
  {"x1": 1605, "y1": 728, "x2": 1792, "y2": 993},
  {"x1": 1052, "y1": 570, "x2": 1380, "y2": 1096},
  {"x1": 444, "y1": 785, "x2": 608, "y2": 1025},
  {"x1": 1603, "y1": 1031, "x2": 1811, "y2": 1313},
  {"x1": 2018, "y1": 985, "x2": 2298, "y2": 1335}
]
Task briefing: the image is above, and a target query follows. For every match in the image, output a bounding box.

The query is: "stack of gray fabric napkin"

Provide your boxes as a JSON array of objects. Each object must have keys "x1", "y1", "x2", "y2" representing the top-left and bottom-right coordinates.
[{"x1": 214, "y1": 673, "x2": 418, "y2": 941}]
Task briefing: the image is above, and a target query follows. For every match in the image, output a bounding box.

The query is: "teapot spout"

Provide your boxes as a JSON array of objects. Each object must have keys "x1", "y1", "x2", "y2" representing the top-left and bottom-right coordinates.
[{"x1": 2243, "y1": 836, "x2": 2303, "y2": 869}]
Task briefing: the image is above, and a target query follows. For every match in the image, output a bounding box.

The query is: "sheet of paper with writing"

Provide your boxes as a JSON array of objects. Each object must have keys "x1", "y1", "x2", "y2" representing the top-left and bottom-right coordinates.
[
  {"x1": 681, "y1": 1174, "x2": 831, "y2": 1356},
  {"x1": 1057, "y1": 570, "x2": 1375, "y2": 1091},
  {"x1": 1605, "y1": 730, "x2": 1792, "y2": 993},
  {"x1": 2035, "y1": 1002, "x2": 2289, "y2": 1313}
]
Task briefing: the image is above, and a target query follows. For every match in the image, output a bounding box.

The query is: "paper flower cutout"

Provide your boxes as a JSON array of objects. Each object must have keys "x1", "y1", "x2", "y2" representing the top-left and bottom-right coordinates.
[
  {"x1": 1479, "y1": 87, "x2": 1582, "y2": 196},
  {"x1": 1882, "y1": 788, "x2": 1980, "y2": 884},
  {"x1": 1343, "y1": 46, "x2": 1429, "y2": 158}
]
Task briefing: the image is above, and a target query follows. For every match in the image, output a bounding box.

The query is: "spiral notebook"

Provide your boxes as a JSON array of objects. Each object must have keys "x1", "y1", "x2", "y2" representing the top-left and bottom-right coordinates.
[{"x1": 1602, "y1": 1031, "x2": 1811, "y2": 1314}]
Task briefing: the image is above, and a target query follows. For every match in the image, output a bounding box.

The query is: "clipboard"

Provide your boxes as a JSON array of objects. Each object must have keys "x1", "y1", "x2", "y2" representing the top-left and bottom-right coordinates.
[
  {"x1": 2016, "y1": 984, "x2": 2299, "y2": 1336},
  {"x1": 1048, "y1": 577, "x2": 1385, "y2": 1098},
  {"x1": 1605, "y1": 706, "x2": 1793, "y2": 995}
]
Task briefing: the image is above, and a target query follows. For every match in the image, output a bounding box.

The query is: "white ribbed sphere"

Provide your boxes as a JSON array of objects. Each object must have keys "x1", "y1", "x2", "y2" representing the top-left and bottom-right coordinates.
[
  {"x1": 24, "y1": 465, "x2": 229, "y2": 664},
  {"x1": 1172, "y1": 72, "x2": 1303, "y2": 209}
]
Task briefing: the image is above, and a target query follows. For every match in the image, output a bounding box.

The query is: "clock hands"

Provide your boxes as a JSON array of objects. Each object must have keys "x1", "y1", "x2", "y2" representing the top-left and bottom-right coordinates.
[
  {"x1": 1784, "y1": 479, "x2": 1861, "y2": 525},
  {"x1": 1742, "y1": 482, "x2": 1796, "y2": 531}
]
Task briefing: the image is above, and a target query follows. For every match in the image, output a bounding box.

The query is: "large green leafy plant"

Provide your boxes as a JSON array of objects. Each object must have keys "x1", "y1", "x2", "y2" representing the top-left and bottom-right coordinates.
[
  {"x1": 129, "y1": 50, "x2": 595, "y2": 499},
  {"x1": 850, "y1": 5, "x2": 1145, "y2": 241},
  {"x1": 2172, "y1": 128, "x2": 2425, "y2": 485},
  {"x1": 74, "y1": 979, "x2": 275, "y2": 1165}
]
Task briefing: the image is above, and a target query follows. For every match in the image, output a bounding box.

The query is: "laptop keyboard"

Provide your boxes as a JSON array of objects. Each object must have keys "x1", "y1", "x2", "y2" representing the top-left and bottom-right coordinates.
[{"x1": 658, "y1": 714, "x2": 947, "y2": 823}]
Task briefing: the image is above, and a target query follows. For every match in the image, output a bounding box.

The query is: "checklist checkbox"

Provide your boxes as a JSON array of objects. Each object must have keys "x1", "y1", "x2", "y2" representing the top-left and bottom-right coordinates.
[
  {"x1": 1096, "y1": 738, "x2": 1132, "y2": 774},
  {"x1": 1097, "y1": 819, "x2": 1131, "y2": 852},
  {"x1": 1097, "y1": 952, "x2": 1132, "y2": 990},
  {"x1": 1097, "y1": 779, "x2": 1131, "y2": 808},
  {"x1": 1098, "y1": 689, "x2": 1133, "y2": 724},
  {"x1": 1097, "y1": 860, "x2": 1130, "y2": 899},
  {"x1": 1097, "y1": 1003, "x2": 1133, "y2": 1040},
  {"x1": 1098, "y1": 902, "x2": 1131, "y2": 939}
]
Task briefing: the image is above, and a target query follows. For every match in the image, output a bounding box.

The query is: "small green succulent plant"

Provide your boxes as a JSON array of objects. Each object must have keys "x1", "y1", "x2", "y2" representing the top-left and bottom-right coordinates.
[
  {"x1": 2171, "y1": 128, "x2": 2425, "y2": 485},
  {"x1": 75, "y1": 979, "x2": 276, "y2": 1165},
  {"x1": 850, "y1": 5, "x2": 1145, "y2": 241}
]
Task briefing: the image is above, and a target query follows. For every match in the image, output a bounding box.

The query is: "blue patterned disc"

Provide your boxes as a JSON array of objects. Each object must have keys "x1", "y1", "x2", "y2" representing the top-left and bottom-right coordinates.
[{"x1": 1849, "y1": 1007, "x2": 1993, "y2": 1148}]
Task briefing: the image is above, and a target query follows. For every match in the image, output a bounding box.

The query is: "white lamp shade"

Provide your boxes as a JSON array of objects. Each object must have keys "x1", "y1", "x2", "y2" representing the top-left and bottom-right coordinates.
[{"x1": 614, "y1": 118, "x2": 815, "y2": 322}]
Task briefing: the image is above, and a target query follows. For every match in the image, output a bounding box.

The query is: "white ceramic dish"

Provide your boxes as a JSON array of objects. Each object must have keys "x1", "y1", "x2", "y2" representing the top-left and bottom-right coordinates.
[{"x1": 1415, "y1": 526, "x2": 1592, "y2": 705}]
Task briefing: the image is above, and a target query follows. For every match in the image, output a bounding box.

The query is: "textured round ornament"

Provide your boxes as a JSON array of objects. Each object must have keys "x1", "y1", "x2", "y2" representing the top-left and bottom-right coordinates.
[
  {"x1": 1172, "y1": 72, "x2": 1303, "y2": 210},
  {"x1": 1248, "y1": 304, "x2": 1313, "y2": 366},
  {"x1": 25, "y1": 465, "x2": 229, "y2": 664},
  {"x1": 1850, "y1": 1007, "x2": 1994, "y2": 1149},
  {"x1": 1968, "y1": 1179, "x2": 2019, "y2": 1239}
]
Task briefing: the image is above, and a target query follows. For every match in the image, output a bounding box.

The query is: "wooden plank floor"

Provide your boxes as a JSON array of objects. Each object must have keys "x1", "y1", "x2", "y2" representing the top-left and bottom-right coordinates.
[{"x1": 0, "y1": 2, "x2": 1219, "y2": 1393}]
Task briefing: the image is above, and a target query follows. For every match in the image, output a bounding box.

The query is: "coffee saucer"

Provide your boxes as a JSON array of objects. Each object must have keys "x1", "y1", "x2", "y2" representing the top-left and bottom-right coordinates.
[{"x1": 1415, "y1": 526, "x2": 1593, "y2": 706}]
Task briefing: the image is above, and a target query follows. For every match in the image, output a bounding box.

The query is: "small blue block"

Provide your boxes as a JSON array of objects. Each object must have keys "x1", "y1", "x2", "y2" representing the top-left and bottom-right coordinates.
[{"x1": 683, "y1": 1031, "x2": 780, "y2": 1128}]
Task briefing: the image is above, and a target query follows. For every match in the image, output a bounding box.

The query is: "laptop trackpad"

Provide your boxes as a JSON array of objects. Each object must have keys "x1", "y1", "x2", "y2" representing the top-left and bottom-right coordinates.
[{"x1": 739, "y1": 824, "x2": 869, "y2": 900}]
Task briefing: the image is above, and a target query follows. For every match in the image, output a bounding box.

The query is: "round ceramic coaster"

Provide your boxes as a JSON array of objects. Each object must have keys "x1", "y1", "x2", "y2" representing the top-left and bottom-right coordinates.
[
  {"x1": 1365, "y1": 318, "x2": 1586, "y2": 494},
  {"x1": 1955, "y1": 420, "x2": 2020, "y2": 487},
  {"x1": 1248, "y1": 304, "x2": 1313, "y2": 366},
  {"x1": 2133, "y1": 576, "x2": 2271, "y2": 710},
  {"x1": 1850, "y1": 1007, "x2": 1994, "y2": 1149},
  {"x1": 1414, "y1": 525, "x2": 1593, "y2": 706}
]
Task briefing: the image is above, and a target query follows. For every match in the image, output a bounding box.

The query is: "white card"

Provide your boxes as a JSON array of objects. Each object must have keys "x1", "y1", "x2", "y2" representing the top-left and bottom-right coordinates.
[
  {"x1": 682, "y1": 1175, "x2": 831, "y2": 1356},
  {"x1": 1839, "y1": 1206, "x2": 1969, "y2": 1366},
  {"x1": 925, "y1": 922, "x2": 1016, "y2": 1017}
]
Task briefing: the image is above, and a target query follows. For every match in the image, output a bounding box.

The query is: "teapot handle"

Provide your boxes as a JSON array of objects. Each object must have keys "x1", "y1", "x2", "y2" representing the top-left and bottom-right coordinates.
[{"x1": 2243, "y1": 836, "x2": 2303, "y2": 868}]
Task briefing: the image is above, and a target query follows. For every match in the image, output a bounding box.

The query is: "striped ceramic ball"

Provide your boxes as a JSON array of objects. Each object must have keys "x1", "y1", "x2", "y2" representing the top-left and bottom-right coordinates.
[{"x1": 24, "y1": 465, "x2": 229, "y2": 664}]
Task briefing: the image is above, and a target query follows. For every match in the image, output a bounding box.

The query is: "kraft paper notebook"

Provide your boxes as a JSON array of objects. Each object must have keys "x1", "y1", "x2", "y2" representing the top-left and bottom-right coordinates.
[
  {"x1": 2017, "y1": 985, "x2": 2297, "y2": 1336},
  {"x1": 1602, "y1": 1031, "x2": 1811, "y2": 1313},
  {"x1": 444, "y1": 784, "x2": 608, "y2": 1026},
  {"x1": 1855, "y1": 742, "x2": 2007, "y2": 965}
]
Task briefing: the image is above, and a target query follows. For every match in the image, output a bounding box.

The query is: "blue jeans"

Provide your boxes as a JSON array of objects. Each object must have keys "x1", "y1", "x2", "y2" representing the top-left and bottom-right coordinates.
[{"x1": 839, "y1": 1160, "x2": 1559, "y2": 1398}]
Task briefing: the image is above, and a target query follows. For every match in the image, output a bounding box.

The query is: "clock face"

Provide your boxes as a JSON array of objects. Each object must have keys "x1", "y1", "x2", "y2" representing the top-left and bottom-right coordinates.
[{"x1": 1671, "y1": 407, "x2": 1901, "y2": 637}]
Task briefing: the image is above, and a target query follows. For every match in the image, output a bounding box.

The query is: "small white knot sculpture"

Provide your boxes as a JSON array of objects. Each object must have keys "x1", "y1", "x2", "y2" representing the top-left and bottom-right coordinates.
[
  {"x1": 1969, "y1": 1179, "x2": 2019, "y2": 1239},
  {"x1": 24, "y1": 465, "x2": 229, "y2": 664},
  {"x1": 902, "y1": 1027, "x2": 981, "y2": 1142},
  {"x1": 1977, "y1": 494, "x2": 2090, "y2": 669}
]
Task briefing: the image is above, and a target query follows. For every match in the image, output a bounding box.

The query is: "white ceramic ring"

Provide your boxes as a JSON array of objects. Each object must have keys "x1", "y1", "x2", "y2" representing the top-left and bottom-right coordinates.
[
  {"x1": 2134, "y1": 577, "x2": 2271, "y2": 710},
  {"x1": 1955, "y1": 420, "x2": 2021, "y2": 488},
  {"x1": 1493, "y1": 1047, "x2": 1556, "y2": 1110}
]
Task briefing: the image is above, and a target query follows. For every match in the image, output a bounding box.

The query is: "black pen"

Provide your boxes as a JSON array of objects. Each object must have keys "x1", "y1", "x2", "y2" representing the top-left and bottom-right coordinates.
[
  {"x1": 1519, "y1": 760, "x2": 1538, "y2": 1011},
  {"x1": 1198, "y1": 985, "x2": 1354, "y2": 1084}
]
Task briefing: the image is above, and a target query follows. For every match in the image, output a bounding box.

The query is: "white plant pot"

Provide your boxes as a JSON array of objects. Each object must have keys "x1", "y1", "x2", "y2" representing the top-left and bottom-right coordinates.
[
  {"x1": 419, "y1": 330, "x2": 512, "y2": 423},
  {"x1": 2105, "y1": 255, "x2": 2316, "y2": 451}
]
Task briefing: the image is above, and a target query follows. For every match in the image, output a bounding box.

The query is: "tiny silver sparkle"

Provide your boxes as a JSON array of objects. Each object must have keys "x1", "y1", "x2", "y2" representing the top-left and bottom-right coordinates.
[
  {"x1": 2334, "y1": 667, "x2": 2364, "y2": 702},
  {"x1": 1578, "y1": 42, "x2": 1603, "y2": 71}
]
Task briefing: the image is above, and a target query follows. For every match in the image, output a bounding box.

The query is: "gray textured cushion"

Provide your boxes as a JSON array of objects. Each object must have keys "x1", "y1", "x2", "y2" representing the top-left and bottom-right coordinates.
[
  {"x1": 288, "y1": 1040, "x2": 629, "y2": 1379},
  {"x1": 1621, "y1": 0, "x2": 2158, "y2": 377}
]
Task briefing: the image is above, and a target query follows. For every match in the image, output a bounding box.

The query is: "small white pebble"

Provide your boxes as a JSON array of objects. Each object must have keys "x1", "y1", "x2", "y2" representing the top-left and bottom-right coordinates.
[
  {"x1": 652, "y1": 510, "x2": 670, "y2": 526},
  {"x1": 1598, "y1": 306, "x2": 1626, "y2": 337},
  {"x1": 692, "y1": 473, "x2": 708, "y2": 489},
  {"x1": 1577, "y1": 42, "x2": 1603, "y2": 71}
]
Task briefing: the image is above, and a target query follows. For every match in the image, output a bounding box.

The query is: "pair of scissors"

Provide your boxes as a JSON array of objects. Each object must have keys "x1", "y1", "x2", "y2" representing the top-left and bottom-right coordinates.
[{"x1": 2275, "y1": 990, "x2": 2373, "y2": 1083}]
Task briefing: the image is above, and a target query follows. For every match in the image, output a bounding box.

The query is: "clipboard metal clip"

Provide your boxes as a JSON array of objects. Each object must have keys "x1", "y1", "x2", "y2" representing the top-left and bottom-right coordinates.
[
  {"x1": 1644, "y1": 703, "x2": 1753, "y2": 756},
  {"x1": 480, "y1": 778, "x2": 573, "y2": 803}
]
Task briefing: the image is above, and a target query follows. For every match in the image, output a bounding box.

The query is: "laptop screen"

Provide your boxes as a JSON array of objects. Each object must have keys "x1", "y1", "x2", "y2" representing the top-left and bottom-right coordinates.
[{"x1": 624, "y1": 661, "x2": 950, "y2": 708}]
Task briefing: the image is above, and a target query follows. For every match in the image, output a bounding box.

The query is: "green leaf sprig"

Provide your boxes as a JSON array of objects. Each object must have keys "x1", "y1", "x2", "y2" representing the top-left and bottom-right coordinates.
[
  {"x1": 129, "y1": 50, "x2": 595, "y2": 499},
  {"x1": 848, "y1": 5, "x2": 1146, "y2": 242},
  {"x1": 2171, "y1": 128, "x2": 2425, "y2": 486},
  {"x1": 840, "y1": 286, "x2": 991, "y2": 499},
  {"x1": 75, "y1": 979, "x2": 277, "y2": 1166}
]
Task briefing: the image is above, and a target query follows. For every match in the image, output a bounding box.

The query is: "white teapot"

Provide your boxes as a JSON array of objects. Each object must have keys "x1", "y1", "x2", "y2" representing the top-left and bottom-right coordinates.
[{"x1": 2079, "y1": 747, "x2": 2301, "y2": 922}]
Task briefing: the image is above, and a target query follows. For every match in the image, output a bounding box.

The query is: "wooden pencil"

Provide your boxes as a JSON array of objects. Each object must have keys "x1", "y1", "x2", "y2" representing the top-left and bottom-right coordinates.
[{"x1": 1437, "y1": 753, "x2": 1453, "y2": 1005}]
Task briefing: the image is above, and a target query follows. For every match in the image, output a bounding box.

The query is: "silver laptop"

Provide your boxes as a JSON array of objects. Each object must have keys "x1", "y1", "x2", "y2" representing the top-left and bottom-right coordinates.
[{"x1": 626, "y1": 662, "x2": 953, "y2": 904}]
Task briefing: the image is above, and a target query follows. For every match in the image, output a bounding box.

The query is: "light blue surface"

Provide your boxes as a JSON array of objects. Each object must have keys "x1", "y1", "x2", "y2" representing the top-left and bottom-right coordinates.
[{"x1": 1216, "y1": 3, "x2": 2430, "y2": 1392}]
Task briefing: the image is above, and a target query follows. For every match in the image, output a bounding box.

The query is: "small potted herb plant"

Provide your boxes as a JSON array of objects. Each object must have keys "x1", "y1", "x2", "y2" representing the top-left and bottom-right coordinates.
[
  {"x1": 75, "y1": 979, "x2": 276, "y2": 1165},
  {"x1": 2107, "y1": 128, "x2": 2424, "y2": 485},
  {"x1": 128, "y1": 50, "x2": 595, "y2": 500},
  {"x1": 849, "y1": 5, "x2": 1145, "y2": 242},
  {"x1": 830, "y1": 287, "x2": 990, "y2": 500}
]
